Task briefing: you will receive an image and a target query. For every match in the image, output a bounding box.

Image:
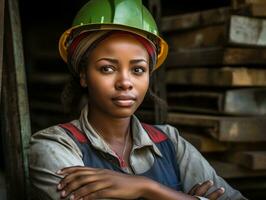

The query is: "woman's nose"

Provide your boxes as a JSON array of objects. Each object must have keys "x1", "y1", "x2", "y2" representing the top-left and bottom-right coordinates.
[{"x1": 115, "y1": 72, "x2": 133, "y2": 91}]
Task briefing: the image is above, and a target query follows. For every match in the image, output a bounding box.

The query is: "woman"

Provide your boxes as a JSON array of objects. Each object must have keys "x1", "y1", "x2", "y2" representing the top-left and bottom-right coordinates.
[{"x1": 29, "y1": 0, "x2": 246, "y2": 200}]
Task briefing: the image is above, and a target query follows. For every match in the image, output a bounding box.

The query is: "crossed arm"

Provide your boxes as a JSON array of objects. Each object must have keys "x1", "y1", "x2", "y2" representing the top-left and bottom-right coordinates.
[
  {"x1": 29, "y1": 125, "x2": 245, "y2": 200},
  {"x1": 56, "y1": 166, "x2": 225, "y2": 200}
]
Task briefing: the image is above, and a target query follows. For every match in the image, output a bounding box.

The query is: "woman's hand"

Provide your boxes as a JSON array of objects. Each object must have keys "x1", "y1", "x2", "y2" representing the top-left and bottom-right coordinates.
[
  {"x1": 57, "y1": 166, "x2": 150, "y2": 200},
  {"x1": 188, "y1": 180, "x2": 225, "y2": 200}
]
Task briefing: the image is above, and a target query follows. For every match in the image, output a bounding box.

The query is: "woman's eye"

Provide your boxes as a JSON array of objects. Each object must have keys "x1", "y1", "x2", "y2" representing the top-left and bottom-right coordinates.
[
  {"x1": 100, "y1": 65, "x2": 114, "y2": 73},
  {"x1": 133, "y1": 67, "x2": 146, "y2": 74}
]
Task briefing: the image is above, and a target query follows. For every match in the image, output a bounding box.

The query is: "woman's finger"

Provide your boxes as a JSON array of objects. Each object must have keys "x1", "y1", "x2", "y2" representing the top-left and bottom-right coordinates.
[
  {"x1": 58, "y1": 170, "x2": 110, "y2": 198},
  {"x1": 194, "y1": 180, "x2": 214, "y2": 196},
  {"x1": 206, "y1": 187, "x2": 225, "y2": 200},
  {"x1": 69, "y1": 180, "x2": 113, "y2": 200},
  {"x1": 188, "y1": 182, "x2": 202, "y2": 195},
  {"x1": 58, "y1": 170, "x2": 99, "y2": 190}
]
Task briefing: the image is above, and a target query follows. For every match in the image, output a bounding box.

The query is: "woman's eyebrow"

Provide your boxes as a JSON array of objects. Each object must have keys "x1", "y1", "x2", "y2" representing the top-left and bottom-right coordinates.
[
  {"x1": 96, "y1": 58, "x2": 118, "y2": 64},
  {"x1": 130, "y1": 59, "x2": 148, "y2": 64},
  {"x1": 96, "y1": 58, "x2": 148, "y2": 64}
]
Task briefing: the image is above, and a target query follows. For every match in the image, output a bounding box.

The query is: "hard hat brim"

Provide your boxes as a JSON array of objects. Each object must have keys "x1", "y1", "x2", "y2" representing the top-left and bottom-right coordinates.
[{"x1": 59, "y1": 24, "x2": 168, "y2": 70}]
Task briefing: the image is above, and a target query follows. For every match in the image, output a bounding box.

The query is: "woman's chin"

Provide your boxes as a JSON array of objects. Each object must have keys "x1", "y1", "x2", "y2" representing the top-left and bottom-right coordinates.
[{"x1": 110, "y1": 108, "x2": 137, "y2": 119}]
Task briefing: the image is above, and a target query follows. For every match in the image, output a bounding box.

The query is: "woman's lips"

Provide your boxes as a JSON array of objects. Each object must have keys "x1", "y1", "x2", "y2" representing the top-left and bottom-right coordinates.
[{"x1": 112, "y1": 95, "x2": 136, "y2": 107}]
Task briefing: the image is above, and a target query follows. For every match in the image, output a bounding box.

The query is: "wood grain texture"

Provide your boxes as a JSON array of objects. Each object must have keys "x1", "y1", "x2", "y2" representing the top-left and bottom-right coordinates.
[
  {"x1": 167, "y1": 88, "x2": 266, "y2": 115},
  {"x1": 181, "y1": 132, "x2": 227, "y2": 152},
  {"x1": 166, "y1": 67, "x2": 266, "y2": 86},
  {"x1": 167, "y1": 113, "x2": 266, "y2": 142},
  {"x1": 161, "y1": 7, "x2": 231, "y2": 32},
  {"x1": 165, "y1": 48, "x2": 266, "y2": 67},
  {"x1": 210, "y1": 160, "x2": 266, "y2": 178},
  {"x1": 229, "y1": 15, "x2": 266, "y2": 46},
  {"x1": 230, "y1": 151, "x2": 266, "y2": 170}
]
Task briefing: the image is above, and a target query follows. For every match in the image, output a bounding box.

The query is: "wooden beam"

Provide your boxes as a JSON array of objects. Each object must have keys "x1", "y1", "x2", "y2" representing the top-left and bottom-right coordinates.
[
  {"x1": 209, "y1": 160, "x2": 266, "y2": 179},
  {"x1": 224, "y1": 88, "x2": 266, "y2": 115},
  {"x1": 165, "y1": 48, "x2": 266, "y2": 67},
  {"x1": 165, "y1": 47, "x2": 224, "y2": 67},
  {"x1": 138, "y1": 110, "x2": 266, "y2": 142},
  {"x1": 229, "y1": 15, "x2": 266, "y2": 47},
  {"x1": 165, "y1": 25, "x2": 226, "y2": 50},
  {"x1": 161, "y1": 7, "x2": 231, "y2": 32},
  {"x1": 181, "y1": 132, "x2": 227, "y2": 152},
  {"x1": 248, "y1": 3, "x2": 266, "y2": 17},
  {"x1": 164, "y1": 14, "x2": 266, "y2": 50},
  {"x1": 229, "y1": 151, "x2": 266, "y2": 170},
  {"x1": 167, "y1": 91, "x2": 223, "y2": 114},
  {"x1": 167, "y1": 113, "x2": 266, "y2": 142},
  {"x1": 166, "y1": 67, "x2": 266, "y2": 86},
  {"x1": 168, "y1": 88, "x2": 266, "y2": 115}
]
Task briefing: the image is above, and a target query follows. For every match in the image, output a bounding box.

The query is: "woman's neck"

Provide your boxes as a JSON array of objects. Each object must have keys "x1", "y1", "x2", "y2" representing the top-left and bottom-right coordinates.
[{"x1": 87, "y1": 110, "x2": 131, "y2": 143}]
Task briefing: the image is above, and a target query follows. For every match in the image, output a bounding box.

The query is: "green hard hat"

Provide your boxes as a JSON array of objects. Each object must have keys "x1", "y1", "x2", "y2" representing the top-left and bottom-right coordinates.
[{"x1": 59, "y1": 0, "x2": 168, "y2": 70}]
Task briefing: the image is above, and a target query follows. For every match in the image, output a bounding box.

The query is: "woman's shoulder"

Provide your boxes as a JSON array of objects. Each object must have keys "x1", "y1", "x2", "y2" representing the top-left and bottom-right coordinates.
[
  {"x1": 153, "y1": 124, "x2": 181, "y2": 140},
  {"x1": 30, "y1": 119, "x2": 82, "y2": 154},
  {"x1": 31, "y1": 120, "x2": 80, "y2": 139},
  {"x1": 29, "y1": 120, "x2": 84, "y2": 186}
]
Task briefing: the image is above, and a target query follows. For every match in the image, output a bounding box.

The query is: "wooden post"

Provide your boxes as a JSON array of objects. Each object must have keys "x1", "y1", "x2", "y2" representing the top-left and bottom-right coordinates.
[
  {"x1": 148, "y1": 0, "x2": 168, "y2": 124},
  {"x1": 1, "y1": 0, "x2": 31, "y2": 199}
]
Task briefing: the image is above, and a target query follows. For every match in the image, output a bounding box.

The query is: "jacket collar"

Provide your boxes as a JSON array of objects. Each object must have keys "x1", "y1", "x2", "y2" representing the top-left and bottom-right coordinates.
[{"x1": 79, "y1": 105, "x2": 162, "y2": 157}]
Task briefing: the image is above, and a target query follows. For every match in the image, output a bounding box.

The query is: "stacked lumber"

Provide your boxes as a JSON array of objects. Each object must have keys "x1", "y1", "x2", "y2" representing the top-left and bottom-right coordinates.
[{"x1": 161, "y1": 2, "x2": 266, "y2": 199}]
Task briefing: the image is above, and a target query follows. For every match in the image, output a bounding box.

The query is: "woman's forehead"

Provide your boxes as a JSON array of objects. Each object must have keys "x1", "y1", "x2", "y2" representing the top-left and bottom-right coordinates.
[
  {"x1": 91, "y1": 34, "x2": 149, "y2": 57},
  {"x1": 96, "y1": 33, "x2": 146, "y2": 49}
]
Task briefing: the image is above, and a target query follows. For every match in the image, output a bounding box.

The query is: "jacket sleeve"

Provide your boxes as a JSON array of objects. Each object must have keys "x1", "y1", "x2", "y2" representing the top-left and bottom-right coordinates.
[
  {"x1": 155, "y1": 124, "x2": 247, "y2": 200},
  {"x1": 29, "y1": 125, "x2": 84, "y2": 200}
]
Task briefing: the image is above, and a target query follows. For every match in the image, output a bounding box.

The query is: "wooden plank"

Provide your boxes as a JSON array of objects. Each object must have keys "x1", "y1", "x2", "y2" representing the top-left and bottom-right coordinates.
[
  {"x1": 224, "y1": 48, "x2": 266, "y2": 65},
  {"x1": 165, "y1": 47, "x2": 224, "y2": 67},
  {"x1": 167, "y1": 113, "x2": 266, "y2": 142},
  {"x1": 164, "y1": 15, "x2": 266, "y2": 50},
  {"x1": 168, "y1": 91, "x2": 223, "y2": 114},
  {"x1": 165, "y1": 25, "x2": 226, "y2": 50},
  {"x1": 166, "y1": 67, "x2": 266, "y2": 86},
  {"x1": 229, "y1": 151, "x2": 266, "y2": 170},
  {"x1": 165, "y1": 47, "x2": 266, "y2": 67},
  {"x1": 229, "y1": 15, "x2": 266, "y2": 47},
  {"x1": 138, "y1": 110, "x2": 266, "y2": 141},
  {"x1": 248, "y1": 3, "x2": 266, "y2": 17},
  {"x1": 168, "y1": 88, "x2": 266, "y2": 115},
  {"x1": 181, "y1": 132, "x2": 227, "y2": 152},
  {"x1": 161, "y1": 7, "x2": 231, "y2": 32},
  {"x1": 210, "y1": 160, "x2": 266, "y2": 178},
  {"x1": 225, "y1": 88, "x2": 266, "y2": 115}
]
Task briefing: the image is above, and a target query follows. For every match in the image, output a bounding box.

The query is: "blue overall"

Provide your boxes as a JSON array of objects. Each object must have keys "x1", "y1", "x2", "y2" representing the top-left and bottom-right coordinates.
[{"x1": 60, "y1": 123, "x2": 182, "y2": 196}]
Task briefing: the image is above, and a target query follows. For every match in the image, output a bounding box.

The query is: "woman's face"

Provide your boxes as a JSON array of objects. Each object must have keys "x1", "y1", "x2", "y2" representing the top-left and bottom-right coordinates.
[{"x1": 80, "y1": 34, "x2": 150, "y2": 119}]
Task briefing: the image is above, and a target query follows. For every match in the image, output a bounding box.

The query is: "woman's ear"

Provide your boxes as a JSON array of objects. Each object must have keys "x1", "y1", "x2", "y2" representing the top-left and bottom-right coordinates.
[{"x1": 79, "y1": 72, "x2": 87, "y2": 88}]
